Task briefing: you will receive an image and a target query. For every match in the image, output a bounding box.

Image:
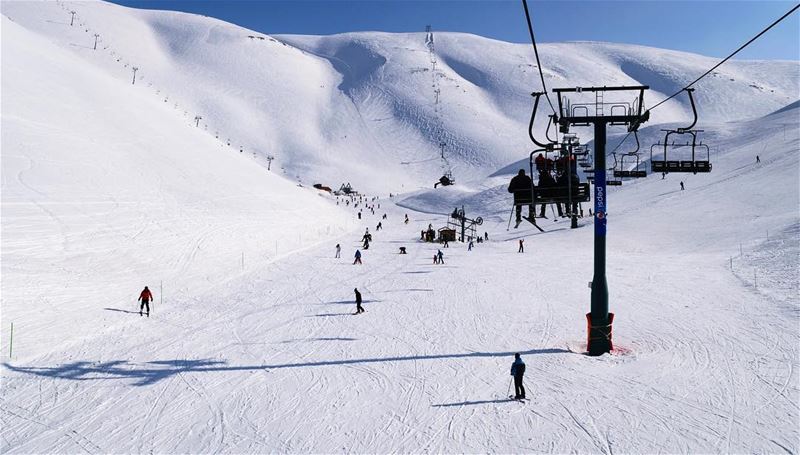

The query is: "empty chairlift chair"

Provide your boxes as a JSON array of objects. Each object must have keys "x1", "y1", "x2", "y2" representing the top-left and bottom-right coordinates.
[{"x1": 649, "y1": 89, "x2": 713, "y2": 175}]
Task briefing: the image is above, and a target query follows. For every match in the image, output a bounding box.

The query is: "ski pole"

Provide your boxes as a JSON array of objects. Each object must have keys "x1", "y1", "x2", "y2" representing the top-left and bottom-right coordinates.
[
  {"x1": 506, "y1": 377, "x2": 512, "y2": 397},
  {"x1": 9, "y1": 322, "x2": 13, "y2": 358}
]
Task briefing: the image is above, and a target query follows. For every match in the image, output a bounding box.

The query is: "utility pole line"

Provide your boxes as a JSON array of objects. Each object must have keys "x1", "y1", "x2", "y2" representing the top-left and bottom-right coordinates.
[
  {"x1": 131, "y1": 67, "x2": 138, "y2": 85},
  {"x1": 93, "y1": 33, "x2": 100, "y2": 50}
]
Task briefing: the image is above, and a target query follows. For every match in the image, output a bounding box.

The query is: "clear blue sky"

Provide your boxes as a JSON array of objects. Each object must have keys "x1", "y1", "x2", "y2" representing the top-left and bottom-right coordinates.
[{"x1": 108, "y1": 0, "x2": 800, "y2": 60}]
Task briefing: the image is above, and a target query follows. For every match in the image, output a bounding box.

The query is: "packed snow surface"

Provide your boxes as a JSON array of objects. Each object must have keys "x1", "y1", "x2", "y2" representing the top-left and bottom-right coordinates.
[{"x1": 2, "y1": 0, "x2": 799, "y2": 453}]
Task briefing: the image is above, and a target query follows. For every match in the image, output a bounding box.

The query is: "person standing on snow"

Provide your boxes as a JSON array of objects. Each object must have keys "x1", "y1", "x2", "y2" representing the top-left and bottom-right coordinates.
[
  {"x1": 354, "y1": 249, "x2": 362, "y2": 265},
  {"x1": 138, "y1": 286, "x2": 153, "y2": 317},
  {"x1": 354, "y1": 288, "x2": 364, "y2": 314},
  {"x1": 335, "y1": 243, "x2": 341, "y2": 258},
  {"x1": 680, "y1": 181, "x2": 685, "y2": 191},
  {"x1": 437, "y1": 249, "x2": 444, "y2": 264},
  {"x1": 510, "y1": 353, "x2": 526, "y2": 400},
  {"x1": 518, "y1": 239, "x2": 524, "y2": 253},
  {"x1": 468, "y1": 240, "x2": 474, "y2": 251}
]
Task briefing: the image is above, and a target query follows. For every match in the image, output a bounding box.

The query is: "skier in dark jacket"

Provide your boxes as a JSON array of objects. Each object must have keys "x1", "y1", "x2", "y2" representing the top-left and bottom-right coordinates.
[
  {"x1": 354, "y1": 288, "x2": 364, "y2": 314},
  {"x1": 510, "y1": 353, "x2": 526, "y2": 399},
  {"x1": 353, "y1": 249, "x2": 362, "y2": 265},
  {"x1": 138, "y1": 286, "x2": 153, "y2": 317},
  {"x1": 537, "y1": 171, "x2": 563, "y2": 218},
  {"x1": 508, "y1": 169, "x2": 533, "y2": 225}
]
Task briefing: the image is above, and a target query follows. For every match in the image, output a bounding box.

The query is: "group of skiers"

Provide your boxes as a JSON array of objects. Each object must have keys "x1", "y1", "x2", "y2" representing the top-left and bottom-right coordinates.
[
  {"x1": 131, "y1": 191, "x2": 532, "y2": 402},
  {"x1": 508, "y1": 153, "x2": 586, "y2": 226}
]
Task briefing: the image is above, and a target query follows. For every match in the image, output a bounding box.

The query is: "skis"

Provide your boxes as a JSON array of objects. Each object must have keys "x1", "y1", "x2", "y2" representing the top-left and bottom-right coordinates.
[
  {"x1": 522, "y1": 216, "x2": 545, "y2": 232},
  {"x1": 509, "y1": 396, "x2": 530, "y2": 402}
]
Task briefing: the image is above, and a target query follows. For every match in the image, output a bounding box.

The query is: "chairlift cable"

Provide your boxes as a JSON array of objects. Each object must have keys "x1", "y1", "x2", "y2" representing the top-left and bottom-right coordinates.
[
  {"x1": 648, "y1": 3, "x2": 799, "y2": 112},
  {"x1": 521, "y1": 0, "x2": 557, "y2": 116},
  {"x1": 609, "y1": 131, "x2": 634, "y2": 155}
]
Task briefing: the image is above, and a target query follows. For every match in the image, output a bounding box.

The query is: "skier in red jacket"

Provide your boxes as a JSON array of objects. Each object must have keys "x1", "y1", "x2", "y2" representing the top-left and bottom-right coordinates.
[{"x1": 138, "y1": 286, "x2": 153, "y2": 317}]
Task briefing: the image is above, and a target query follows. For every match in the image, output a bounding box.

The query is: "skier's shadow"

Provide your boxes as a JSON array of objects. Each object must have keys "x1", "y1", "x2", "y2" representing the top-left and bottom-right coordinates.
[
  {"x1": 323, "y1": 299, "x2": 382, "y2": 305},
  {"x1": 432, "y1": 398, "x2": 516, "y2": 407},
  {"x1": 103, "y1": 307, "x2": 139, "y2": 315}
]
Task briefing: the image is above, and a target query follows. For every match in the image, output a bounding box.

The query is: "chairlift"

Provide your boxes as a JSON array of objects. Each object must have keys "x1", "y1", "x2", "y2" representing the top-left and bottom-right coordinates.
[
  {"x1": 613, "y1": 132, "x2": 647, "y2": 178},
  {"x1": 606, "y1": 153, "x2": 623, "y2": 186},
  {"x1": 434, "y1": 171, "x2": 454, "y2": 188},
  {"x1": 572, "y1": 145, "x2": 590, "y2": 157},
  {"x1": 529, "y1": 150, "x2": 591, "y2": 205},
  {"x1": 434, "y1": 142, "x2": 456, "y2": 188},
  {"x1": 649, "y1": 89, "x2": 713, "y2": 174}
]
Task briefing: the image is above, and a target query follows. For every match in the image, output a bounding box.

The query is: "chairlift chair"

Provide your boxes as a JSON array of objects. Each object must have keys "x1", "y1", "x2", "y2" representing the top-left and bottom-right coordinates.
[
  {"x1": 612, "y1": 131, "x2": 647, "y2": 178},
  {"x1": 649, "y1": 89, "x2": 712, "y2": 175},
  {"x1": 434, "y1": 171, "x2": 454, "y2": 188},
  {"x1": 650, "y1": 134, "x2": 712, "y2": 174},
  {"x1": 528, "y1": 150, "x2": 591, "y2": 205}
]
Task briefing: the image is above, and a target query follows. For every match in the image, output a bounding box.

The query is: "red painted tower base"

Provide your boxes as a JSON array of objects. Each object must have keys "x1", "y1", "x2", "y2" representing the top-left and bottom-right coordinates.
[{"x1": 586, "y1": 312, "x2": 614, "y2": 356}]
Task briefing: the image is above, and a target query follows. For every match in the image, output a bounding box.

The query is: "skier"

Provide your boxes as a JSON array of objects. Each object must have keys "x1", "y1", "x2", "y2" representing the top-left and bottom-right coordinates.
[
  {"x1": 138, "y1": 286, "x2": 153, "y2": 317},
  {"x1": 756, "y1": 155, "x2": 761, "y2": 163},
  {"x1": 680, "y1": 181, "x2": 685, "y2": 191},
  {"x1": 437, "y1": 249, "x2": 444, "y2": 264},
  {"x1": 376, "y1": 222, "x2": 382, "y2": 231},
  {"x1": 433, "y1": 253, "x2": 438, "y2": 264},
  {"x1": 537, "y1": 170, "x2": 563, "y2": 218},
  {"x1": 510, "y1": 353, "x2": 526, "y2": 400},
  {"x1": 508, "y1": 169, "x2": 533, "y2": 227},
  {"x1": 534, "y1": 153, "x2": 545, "y2": 172},
  {"x1": 468, "y1": 240, "x2": 474, "y2": 251},
  {"x1": 443, "y1": 238, "x2": 449, "y2": 248},
  {"x1": 353, "y1": 249, "x2": 362, "y2": 265},
  {"x1": 404, "y1": 214, "x2": 409, "y2": 224},
  {"x1": 484, "y1": 232, "x2": 489, "y2": 241},
  {"x1": 354, "y1": 288, "x2": 364, "y2": 314},
  {"x1": 518, "y1": 239, "x2": 524, "y2": 253},
  {"x1": 358, "y1": 211, "x2": 362, "y2": 220},
  {"x1": 335, "y1": 243, "x2": 341, "y2": 258}
]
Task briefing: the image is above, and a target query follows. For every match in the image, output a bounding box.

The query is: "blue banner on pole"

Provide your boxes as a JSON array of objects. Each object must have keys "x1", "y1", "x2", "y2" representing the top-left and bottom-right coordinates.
[{"x1": 594, "y1": 170, "x2": 607, "y2": 237}]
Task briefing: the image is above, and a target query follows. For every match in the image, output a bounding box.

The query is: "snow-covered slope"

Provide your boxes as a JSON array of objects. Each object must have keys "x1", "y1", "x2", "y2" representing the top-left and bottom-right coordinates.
[
  {"x1": 1, "y1": 1, "x2": 799, "y2": 453},
  {"x1": 1, "y1": 103, "x2": 797, "y2": 451},
  {"x1": 2, "y1": 0, "x2": 797, "y2": 192},
  {"x1": 1, "y1": 15, "x2": 350, "y2": 360}
]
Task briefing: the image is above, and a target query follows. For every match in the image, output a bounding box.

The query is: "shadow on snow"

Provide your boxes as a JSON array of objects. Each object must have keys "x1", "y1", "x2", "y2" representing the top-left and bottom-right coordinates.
[{"x1": 3, "y1": 348, "x2": 571, "y2": 386}]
